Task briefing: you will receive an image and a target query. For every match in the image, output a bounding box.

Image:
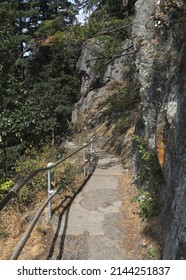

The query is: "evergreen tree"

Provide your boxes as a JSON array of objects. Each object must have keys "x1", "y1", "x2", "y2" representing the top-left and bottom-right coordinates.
[{"x1": 0, "y1": 0, "x2": 80, "y2": 176}]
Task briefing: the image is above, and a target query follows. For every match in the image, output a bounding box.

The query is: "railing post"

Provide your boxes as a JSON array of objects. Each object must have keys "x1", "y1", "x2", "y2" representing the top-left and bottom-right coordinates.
[
  {"x1": 83, "y1": 143, "x2": 87, "y2": 178},
  {"x1": 90, "y1": 140, "x2": 93, "y2": 154},
  {"x1": 47, "y1": 163, "x2": 53, "y2": 219},
  {"x1": 89, "y1": 139, "x2": 94, "y2": 173}
]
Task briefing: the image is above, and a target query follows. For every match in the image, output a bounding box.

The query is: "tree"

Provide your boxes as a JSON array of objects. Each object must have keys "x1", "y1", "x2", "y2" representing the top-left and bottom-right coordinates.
[
  {"x1": 76, "y1": 0, "x2": 137, "y2": 17},
  {"x1": 0, "y1": 0, "x2": 80, "y2": 176}
]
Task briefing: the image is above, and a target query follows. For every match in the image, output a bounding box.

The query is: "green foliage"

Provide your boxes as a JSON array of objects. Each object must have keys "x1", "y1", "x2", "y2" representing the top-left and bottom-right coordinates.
[
  {"x1": 132, "y1": 135, "x2": 165, "y2": 219},
  {"x1": 88, "y1": 15, "x2": 133, "y2": 83},
  {"x1": 13, "y1": 144, "x2": 83, "y2": 206},
  {"x1": 14, "y1": 145, "x2": 64, "y2": 205},
  {"x1": 91, "y1": 35, "x2": 124, "y2": 82},
  {"x1": 79, "y1": 0, "x2": 137, "y2": 20},
  {"x1": 132, "y1": 135, "x2": 164, "y2": 187},
  {"x1": 51, "y1": 25, "x2": 88, "y2": 44},
  {"x1": 108, "y1": 85, "x2": 140, "y2": 113},
  {"x1": 0, "y1": 178, "x2": 14, "y2": 199},
  {"x1": 148, "y1": 247, "x2": 160, "y2": 260},
  {"x1": 15, "y1": 155, "x2": 46, "y2": 205},
  {"x1": 138, "y1": 191, "x2": 160, "y2": 219},
  {"x1": 55, "y1": 161, "x2": 77, "y2": 191},
  {"x1": 36, "y1": 226, "x2": 47, "y2": 236},
  {"x1": 0, "y1": 0, "x2": 81, "y2": 178},
  {"x1": 14, "y1": 142, "x2": 84, "y2": 207}
]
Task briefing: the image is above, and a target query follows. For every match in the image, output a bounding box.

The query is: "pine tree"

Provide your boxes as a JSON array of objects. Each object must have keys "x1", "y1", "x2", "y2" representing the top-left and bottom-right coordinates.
[{"x1": 0, "y1": 0, "x2": 80, "y2": 176}]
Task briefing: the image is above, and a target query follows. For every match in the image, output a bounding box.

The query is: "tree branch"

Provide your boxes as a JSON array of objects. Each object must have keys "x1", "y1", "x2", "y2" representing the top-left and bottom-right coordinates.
[
  {"x1": 97, "y1": 23, "x2": 132, "y2": 36},
  {"x1": 87, "y1": 43, "x2": 135, "y2": 62}
]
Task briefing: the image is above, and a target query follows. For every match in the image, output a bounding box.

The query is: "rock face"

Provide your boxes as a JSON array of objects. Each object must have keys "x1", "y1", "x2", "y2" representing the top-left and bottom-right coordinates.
[
  {"x1": 72, "y1": 38, "x2": 135, "y2": 124},
  {"x1": 133, "y1": 0, "x2": 186, "y2": 259}
]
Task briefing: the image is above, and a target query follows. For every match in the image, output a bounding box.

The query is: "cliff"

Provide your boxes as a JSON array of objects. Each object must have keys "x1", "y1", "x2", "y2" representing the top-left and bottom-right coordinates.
[
  {"x1": 133, "y1": 0, "x2": 186, "y2": 259},
  {"x1": 72, "y1": 0, "x2": 186, "y2": 259}
]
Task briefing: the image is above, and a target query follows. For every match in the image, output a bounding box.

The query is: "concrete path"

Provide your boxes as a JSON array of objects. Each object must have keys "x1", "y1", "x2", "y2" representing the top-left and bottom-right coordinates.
[{"x1": 48, "y1": 150, "x2": 126, "y2": 260}]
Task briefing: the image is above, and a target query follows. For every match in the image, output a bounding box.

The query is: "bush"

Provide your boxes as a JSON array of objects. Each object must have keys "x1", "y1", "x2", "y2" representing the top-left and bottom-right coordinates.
[
  {"x1": 137, "y1": 190, "x2": 160, "y2": 219},
  {"x1": 13, "y1": 144, "x2": 84, "y2": 207},
  {"x1": 0, "y1": 178, "x2": 14, "y2": 199},
  {"x1": 14, "y1": 145, "x2": 66, "y2": 206},
  {"x1": 108, "y1": 85, "x2": 140, "y2": 113},
  {"x1": 132, "y1": 135, "x2": 165, "y2": 219}
]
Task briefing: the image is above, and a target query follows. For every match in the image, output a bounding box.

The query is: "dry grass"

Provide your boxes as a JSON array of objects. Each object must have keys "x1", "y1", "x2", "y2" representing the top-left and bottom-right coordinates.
[
  {"x1": 118, "y1": 172, "x2": 162, "y2": 259},
  {"x1": 0, "y1": 153, "x2": 91, "y2": 260},
  {"x1": 0, "y1": 145, "x2": 89, "y2": 260},
  {"x1": 0, "y1": 191, "x2": 48, "y2": 259}
]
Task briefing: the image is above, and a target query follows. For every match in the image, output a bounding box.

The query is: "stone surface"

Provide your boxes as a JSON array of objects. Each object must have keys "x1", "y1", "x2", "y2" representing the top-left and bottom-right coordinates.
[
  {"x1": 133, "y1": 0, "x2": 186, "y2": 259},
  {"x1": 72, "y1": 37, "x2": 135, "y2": 125}
]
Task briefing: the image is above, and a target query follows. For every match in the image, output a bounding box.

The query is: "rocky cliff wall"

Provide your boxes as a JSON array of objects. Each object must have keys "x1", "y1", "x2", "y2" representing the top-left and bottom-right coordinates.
[
  {"x1": 72, "y1": 38, "x2": 135, "y2": 125},
  {"x1": 133, "y1": 0, "x2": 186, "y2": 259}
]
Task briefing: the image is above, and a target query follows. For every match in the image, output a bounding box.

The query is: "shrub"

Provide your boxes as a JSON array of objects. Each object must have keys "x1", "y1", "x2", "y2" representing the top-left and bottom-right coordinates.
[
  {"x1": 132, "y1": 135, "x2": 165, "y2": 219},
  {"x1": 14, "y1": 145, "x2": 66, "y2": 206},
  {"x1": 13, "y1": 144, "x2": 84, "y2": 207},
  {"x1": 0, "y1": 178, "x2": 14, "y2": 199},
  {"x1": 108, "y1": 85, "x2": 140, "y2": 113}
]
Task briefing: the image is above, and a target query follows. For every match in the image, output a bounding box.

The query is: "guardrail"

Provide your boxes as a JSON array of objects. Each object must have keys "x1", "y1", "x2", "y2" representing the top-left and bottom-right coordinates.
[{"x1": 0, "y1": 140, "x2": 99, "y2": 260}]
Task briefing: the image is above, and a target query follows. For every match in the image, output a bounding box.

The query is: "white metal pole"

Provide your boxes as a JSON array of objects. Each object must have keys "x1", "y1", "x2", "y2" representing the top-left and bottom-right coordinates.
[
  {"x1": 90, "y1": 140, "x2": 94, "y2": 173},
  {"x1": 47, "y1": 162, "x2": 53, "y2": 219},
  {"x1": 83, "y1": 143, "x2": 87, "y2": 178}
]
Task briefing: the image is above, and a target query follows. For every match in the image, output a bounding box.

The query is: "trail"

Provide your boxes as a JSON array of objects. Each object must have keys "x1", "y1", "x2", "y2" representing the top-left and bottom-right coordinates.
[{"x1": 46, "y1": 148, "x2": 127, "y2": 260}]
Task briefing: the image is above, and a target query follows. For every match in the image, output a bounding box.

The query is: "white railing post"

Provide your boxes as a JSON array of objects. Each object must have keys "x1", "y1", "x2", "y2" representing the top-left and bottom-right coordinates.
[
  {"x1": 89, "y1": 139, "x2": 94, "y2": 173},
  {"x1": 83, "y1": 143, "x2": 87, "y2": 178},
  {"x1": 47, "y1": 162, "x2": 53, "y2": 219}
]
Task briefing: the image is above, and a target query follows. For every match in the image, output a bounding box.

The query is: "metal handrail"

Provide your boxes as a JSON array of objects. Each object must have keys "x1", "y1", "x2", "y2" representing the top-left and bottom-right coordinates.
[
  {"x1": 0, "y1": 140, "x2": 99, "y2": 260},
  {"x1": 0, "y1": 141, "x2": 92, "y2": 211},
  {"x1": 11, "y1": 152, "x2": 99, "y2": 260}
]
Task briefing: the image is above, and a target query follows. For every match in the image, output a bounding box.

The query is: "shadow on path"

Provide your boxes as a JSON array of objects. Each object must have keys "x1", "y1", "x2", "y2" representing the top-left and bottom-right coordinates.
[
  {"x1": 95, "y1": 150, "x2": 124, "y2": 175},
  {"x1": 46, "y1": 156, "x2": 99, "y2": 260},
  {"x1": 46, "y1": 196, "x2": 71, "y2": 260},
  {"x1": 97, "y1": 160, "x2": 121, "y2": 169}
]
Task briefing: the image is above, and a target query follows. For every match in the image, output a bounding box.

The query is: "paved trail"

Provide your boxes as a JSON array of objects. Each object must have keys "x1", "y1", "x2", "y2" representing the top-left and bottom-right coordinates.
[{"x1": 48, "y1": 150, "x2": 126, "y2": 260}]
